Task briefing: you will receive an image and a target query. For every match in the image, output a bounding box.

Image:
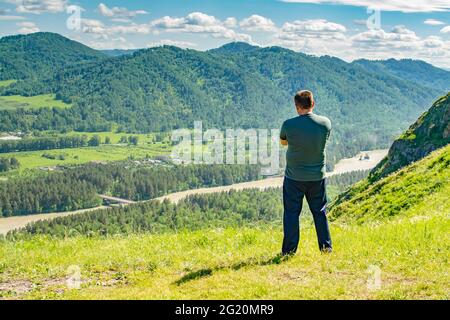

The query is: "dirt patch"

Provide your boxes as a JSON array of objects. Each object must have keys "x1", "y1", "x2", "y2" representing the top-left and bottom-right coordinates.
[{"x1": 0, "y1": 280, "x2": 33, "y2": 298}]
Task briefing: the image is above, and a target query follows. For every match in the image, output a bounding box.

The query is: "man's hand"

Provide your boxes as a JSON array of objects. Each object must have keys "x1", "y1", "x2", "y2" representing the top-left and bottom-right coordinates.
[{"x1": 280, "y1": 139, "x2": 288, "y2": 146}]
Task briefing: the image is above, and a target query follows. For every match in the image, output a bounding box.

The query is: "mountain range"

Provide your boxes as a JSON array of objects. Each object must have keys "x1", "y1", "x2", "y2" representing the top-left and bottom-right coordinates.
[{"x1": 0, "y1": 32, "x2": 449, "y2": 165}]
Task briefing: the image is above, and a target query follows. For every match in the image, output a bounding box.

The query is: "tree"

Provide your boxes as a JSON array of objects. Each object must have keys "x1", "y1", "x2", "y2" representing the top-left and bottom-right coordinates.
[
  {"x1": 88, "y1": 135, "x2": 101, "y2": 147},
  {"x1": 128, "y1": 136, "x2": 139, "y2": 146}
]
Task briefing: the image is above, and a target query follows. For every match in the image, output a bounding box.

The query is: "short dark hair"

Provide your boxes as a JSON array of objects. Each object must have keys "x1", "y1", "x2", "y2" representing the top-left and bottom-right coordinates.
[{"x1": 294, "y1": 90, "x2": 314, "y2": 109}]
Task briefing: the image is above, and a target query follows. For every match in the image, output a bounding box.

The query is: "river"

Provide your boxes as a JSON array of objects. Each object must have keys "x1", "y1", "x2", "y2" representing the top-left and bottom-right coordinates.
[{"x1": 0, "y1": 149, "x2": 388, "y2": 235}]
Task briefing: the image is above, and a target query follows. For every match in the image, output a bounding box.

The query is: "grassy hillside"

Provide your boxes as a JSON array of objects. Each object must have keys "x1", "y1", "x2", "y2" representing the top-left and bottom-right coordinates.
[
  {"x1": 329, "y1": 145, "x2": 449, "y2": 223},
  {"x1": 0, "y1": 204, "x2": 448, "y2": 299},
  {"x1": 1, "y1": 148, "x2": 448, "y2": 299},
  {"x1": 371, "y1": 92, "x2": 450, "y2": 180}
]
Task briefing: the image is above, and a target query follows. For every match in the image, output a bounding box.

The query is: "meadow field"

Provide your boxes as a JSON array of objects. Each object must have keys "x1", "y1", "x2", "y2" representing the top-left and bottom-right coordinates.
[
  {"x1": 0, "y1": 94, "x2": 71, "y2": 111},
  {"x1": 0, "y1": 131, "x2": 171, "y2": 175},
  {"x1": 0, "y1": 206, "x2": 448, "y2": 299},
  {"x1": 1, "y1": 146, "x2": 447, "y2": 299}
]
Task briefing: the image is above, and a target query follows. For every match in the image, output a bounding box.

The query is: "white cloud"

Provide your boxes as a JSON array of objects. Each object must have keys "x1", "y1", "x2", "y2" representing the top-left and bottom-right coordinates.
[
  {"x1": 6, "y1": 0, "x2": 67, "y2": 14},
  {"x1": 351, "y1": 26, "x2": 420, "y2": 47},
  {"x1": 151, "y1": 16, "x2": 185, "y2": 29},
  {"x1": 224, "y1": 17, "x2": 237, "y2": 28},
  {"x1": 280, "y1": 0, "x2": 450, "y2": 13},
  {"x1": 282, "y1": 19, "x2": 346, "y2": 34},
  {"x1": 267, "y1": 18, "x2": 449, "y2": 68},
  {"x1": 275, "y1": 19, "x2": 347, "y2": 47},
  {"x1": 423, "y1": 35, "x2": 445, "y2": 48},
  {"x1": 424, "y1": 19, "x2": 445, "y2": 25},
  {"x1": 81, "y1": 19, "x2": 104, "y2": 28},
  {"x1": 185, "y1": 12, "x2": 219, "y2": 26},
  {"x1": 441, "y1": 26, "x2": 450, "y2": 33},
  {"x1": 83, "y1": 36, "x2": 136, "y2": 50},
  {"x1": 97, "y1": 3, "x2": 148, "y2": 20},
  {"x1": 151, "y1": 12, "x2": 253, "y2": 43},
  {"x1": 17, "y1": 21, "x2": 40, "y2": 34},
  {"x1": 79, "y1": 18, "x2": 152, "y2": 37},
  {"x1": 240, "y1": 15, "x2": 277, "y2": 32},
  {"x1": 148, "y1": 39, "x2": 198, "y2": 49},
  {"x1": 348, "y1": 26, "x2": 450, "y2": 67},
  {"x1": 271, "y1": 19, "x2": 348, "y2": 56}
]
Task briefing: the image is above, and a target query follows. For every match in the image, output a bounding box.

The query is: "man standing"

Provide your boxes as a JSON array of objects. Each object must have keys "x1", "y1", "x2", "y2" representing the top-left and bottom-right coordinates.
[{"x1": 280, "y1": 90, "x2": 332, "y2": 255}]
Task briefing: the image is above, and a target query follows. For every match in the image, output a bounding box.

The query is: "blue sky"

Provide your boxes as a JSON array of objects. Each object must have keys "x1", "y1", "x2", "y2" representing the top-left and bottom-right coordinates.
[{"x1": 1, "y1": 0, "x2": 449, "y2": 68}]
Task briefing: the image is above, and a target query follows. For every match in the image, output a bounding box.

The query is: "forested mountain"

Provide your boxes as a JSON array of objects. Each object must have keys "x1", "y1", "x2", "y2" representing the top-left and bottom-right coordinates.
[
  {"x1": 0, "y1": 32, "x2": 105, "y2": 80},
  {"x1": 209, "y1": 44, "x2": 444, "y2": 163},
  {"x1": 0, "y1": 34, "x2": 447, "y2": 165},
  {"x1": 370, "y1": 92, "x2": 450, "y2": 180},
  {"x1": 330, "y1": 93, "x2": 450, "y2": 222},
  {"x1": 353, "y1": 58, "x2": 450, "y2": 93}
]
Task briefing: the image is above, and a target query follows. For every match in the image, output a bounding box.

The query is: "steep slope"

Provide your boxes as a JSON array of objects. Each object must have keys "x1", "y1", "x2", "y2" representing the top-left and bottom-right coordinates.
[
  {"x1": 329, "y1": 93, "x2": 450, "y2": 222},
  {"x1": 353, "y1": 58, "x2": 450, "y2": 93},
  {"x1": 371, "y1": 92, "x2": 450, "y2": 180},
  {"x1": 0, "y1": 32, "x2": 105, "y2": 80},
  {"x1": 329, "y1": 144, "x2": 449, "y2": 223}
]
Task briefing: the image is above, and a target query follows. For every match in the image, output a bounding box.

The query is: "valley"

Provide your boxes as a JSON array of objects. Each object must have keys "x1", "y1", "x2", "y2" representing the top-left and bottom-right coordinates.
[
  {"x1": 0, "y1": 149, "x2": 386, "y2": 235},
  {"x1": 0, "y1": 31, "x2": 448, "y2": 300}
]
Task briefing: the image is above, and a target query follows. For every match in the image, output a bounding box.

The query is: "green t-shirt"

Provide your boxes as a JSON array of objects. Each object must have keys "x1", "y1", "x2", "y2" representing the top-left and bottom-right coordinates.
[{"x1": 280, "y1": 113, "x2": 331, "y2": 181}]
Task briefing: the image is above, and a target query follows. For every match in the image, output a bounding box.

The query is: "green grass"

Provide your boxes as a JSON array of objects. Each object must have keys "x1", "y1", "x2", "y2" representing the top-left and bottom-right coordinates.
[
  {"x1": 330, "y1": 145, "x2": 450, "y2": 223},
  {"x1": 0, "y1": 144, "x2": 171, "y2": 173},
  {"x1": 0, "y1": 146, "x2": 448, "y2": 299},
  {"x1": 0, "y1": 94, "x2": 71, "y2": 110},
  {"x1": 62, "y1": 131, "x2": 163, "y2": 145},
  {"x1": 0, "y1": 207, "x2": 448, "y2": 299},
  {"x1": 0, "y1": 80, "x2": 17, "y2": 88},
  {"x1": 0, "y1": 131, "x2": 172, "y2": 175}
]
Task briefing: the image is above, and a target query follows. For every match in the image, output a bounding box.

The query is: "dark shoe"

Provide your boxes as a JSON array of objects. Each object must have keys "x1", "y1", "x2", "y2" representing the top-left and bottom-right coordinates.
[{"x1": 321, "y1": 247, "x2": 332, "y2": 254}]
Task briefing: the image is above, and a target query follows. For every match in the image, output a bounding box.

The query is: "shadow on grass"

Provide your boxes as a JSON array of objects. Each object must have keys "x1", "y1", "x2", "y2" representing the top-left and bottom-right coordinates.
[{"x1": 174, "y1": 253, "x2": 292, "y2": 286}]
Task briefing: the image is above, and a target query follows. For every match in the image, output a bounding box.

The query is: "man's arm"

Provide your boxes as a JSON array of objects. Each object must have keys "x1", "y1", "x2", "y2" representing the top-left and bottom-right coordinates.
[{"x1": 280, "y1": 121, "x2": 288, "y2": 146}]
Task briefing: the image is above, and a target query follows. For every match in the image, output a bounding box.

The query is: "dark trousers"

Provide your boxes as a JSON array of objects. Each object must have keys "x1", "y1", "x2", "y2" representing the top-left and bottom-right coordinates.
[{"x1": 282, "y1": 176, "x2": 332, "y2": 254}]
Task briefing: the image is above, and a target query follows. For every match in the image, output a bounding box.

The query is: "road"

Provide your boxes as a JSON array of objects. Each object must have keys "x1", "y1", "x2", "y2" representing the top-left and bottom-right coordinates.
[
  {"x1": 0, "y1": 206, "x2": 109, "y2": 235},
  {"x1": 0, "y1": 149, "x2": 388, "y2": 235},
  {"x1": 99, "y1": 195, "x2": 137, "y2": 204}
]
